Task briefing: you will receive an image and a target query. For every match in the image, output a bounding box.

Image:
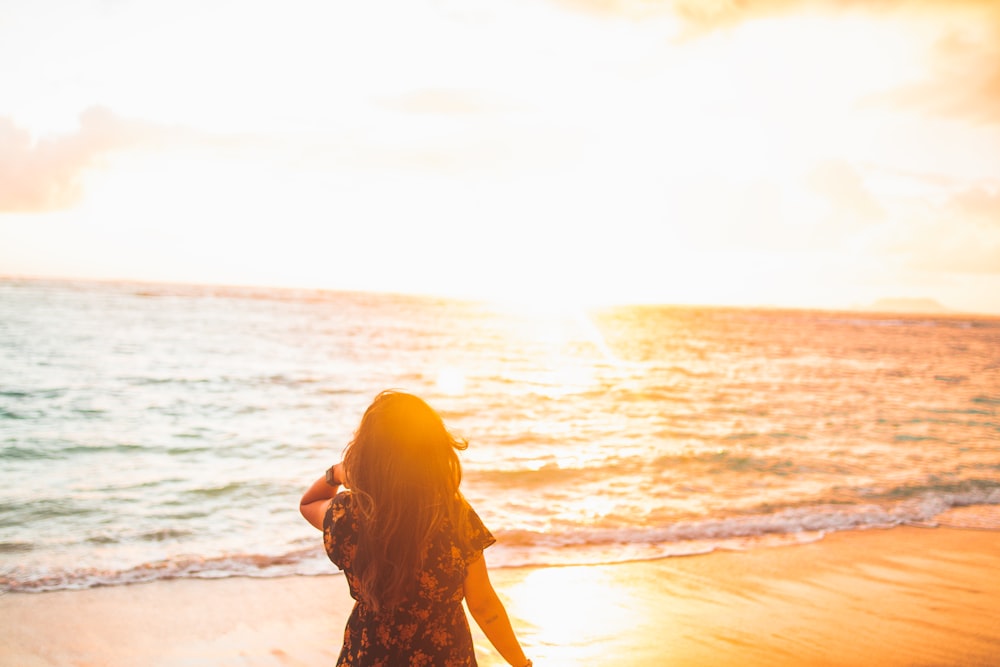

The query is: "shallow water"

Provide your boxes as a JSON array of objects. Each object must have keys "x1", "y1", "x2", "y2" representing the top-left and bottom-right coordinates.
[{"x1": 1, "y1": 278, "x2": 998, "y2": 591}]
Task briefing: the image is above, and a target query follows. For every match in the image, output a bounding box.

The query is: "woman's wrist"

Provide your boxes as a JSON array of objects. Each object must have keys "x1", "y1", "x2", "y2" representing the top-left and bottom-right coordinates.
[{"x1": 325, "y1": 462, "x2": 344, "y2": 487}]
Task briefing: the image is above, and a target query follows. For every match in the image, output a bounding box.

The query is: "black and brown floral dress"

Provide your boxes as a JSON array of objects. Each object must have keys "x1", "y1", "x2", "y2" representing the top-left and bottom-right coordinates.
[{"x1": 323, "y1": 492, "x2": 496, "y2": 666}]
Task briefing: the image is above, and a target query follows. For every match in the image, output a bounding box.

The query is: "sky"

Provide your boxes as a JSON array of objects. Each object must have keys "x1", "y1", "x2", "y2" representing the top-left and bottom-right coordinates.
[{"x1": 1, "y1": 0, "x2": 999, "y2": 313}]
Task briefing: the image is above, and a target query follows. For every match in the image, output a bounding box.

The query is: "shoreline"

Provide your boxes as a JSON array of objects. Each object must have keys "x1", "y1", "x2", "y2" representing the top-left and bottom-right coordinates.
[{"x1": 3, "y1": 525, "x2": 999, "y2": 666}]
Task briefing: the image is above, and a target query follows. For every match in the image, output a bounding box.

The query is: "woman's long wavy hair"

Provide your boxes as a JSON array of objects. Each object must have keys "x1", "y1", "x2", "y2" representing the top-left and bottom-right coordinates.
[{"x1": 342, "y1": 390, "x2": 471, "y2": 613}]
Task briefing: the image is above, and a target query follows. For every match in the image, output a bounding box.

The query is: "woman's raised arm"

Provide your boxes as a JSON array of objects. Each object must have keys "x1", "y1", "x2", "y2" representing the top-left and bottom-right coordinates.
[{"x1": 299, "y1": 462, "x2": 343, "y2": 530}]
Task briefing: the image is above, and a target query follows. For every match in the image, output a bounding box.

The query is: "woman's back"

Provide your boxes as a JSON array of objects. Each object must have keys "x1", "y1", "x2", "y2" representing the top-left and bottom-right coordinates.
[
  {"x1": 300, "y1": 391, "x2": 531, "y2": 667},
  {"x1": 324, "y1": 492, "x2": 495, "y2": 665}
]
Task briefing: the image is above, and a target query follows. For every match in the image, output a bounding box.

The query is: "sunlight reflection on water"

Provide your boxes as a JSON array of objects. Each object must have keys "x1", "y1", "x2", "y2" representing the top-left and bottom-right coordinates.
[{"x1": 2, "y1": 279, "x2": 999, "y2": 591}]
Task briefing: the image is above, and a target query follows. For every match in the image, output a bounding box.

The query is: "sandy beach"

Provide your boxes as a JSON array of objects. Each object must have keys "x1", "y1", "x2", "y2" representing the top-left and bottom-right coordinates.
[{"x1": 3, "y1": 525, "x2": 999, "y2": 667}]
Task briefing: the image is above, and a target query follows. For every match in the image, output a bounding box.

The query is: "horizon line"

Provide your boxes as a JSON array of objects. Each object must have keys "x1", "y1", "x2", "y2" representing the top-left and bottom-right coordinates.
[{"x1": 3, "y1": 271, "x2": 997, "y2": 318}]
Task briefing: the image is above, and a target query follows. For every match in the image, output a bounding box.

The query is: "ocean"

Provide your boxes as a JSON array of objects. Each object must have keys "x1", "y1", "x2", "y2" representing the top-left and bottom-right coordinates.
[{"x1": 1, "y1": 277, "x2": 998, "y2": 593}]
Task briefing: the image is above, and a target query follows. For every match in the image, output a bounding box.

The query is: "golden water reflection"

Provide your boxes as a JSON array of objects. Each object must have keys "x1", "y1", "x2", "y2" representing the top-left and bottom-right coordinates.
[{"x1": 473, "y1": 564, "x2": 663, "y2": 666}]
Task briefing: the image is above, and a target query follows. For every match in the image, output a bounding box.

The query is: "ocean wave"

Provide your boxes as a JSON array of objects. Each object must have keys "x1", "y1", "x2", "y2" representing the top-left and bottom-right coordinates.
[
  {"x1": 499, "y1": 492, "x2": 1000, "y2": 551},
  {"x1": 0, "y1": 389, "x2": 32, "y2": 398},
  {"x1": 482, "y1": 490, "x2": 1000, "y2": 567},
  {"x1": 0, "y1": 541, "x2": 34, "y2": 554},
  {"x1": 0, "y1": 445, "x2": 55, "y2": 460},
  {"x1": 0, "y1": 498, "x2": 100, "y2": 527},
  {"x1": 872, "y1": 479, "x2": 1000, "y2": 503},
  {"x1": 0, "y1": 547, "x2": 331, "y2": 593},
  {"x1": 0, "y1": 442, "x2": 153, "y2": 461},
  {"x1": 468, "y1": 449, "x2": 858, "y2": 484},
  {"x1": 63, "y1": 442, "x2": 147, "y2": 456},
  {"x1": 185, "y1": 482, "x2": 246, "y2": 498},
  {"x1": 3, "y1": 279, "x2": 999, "y2": 595},
  {"x1": 972, "y1": 395, "x2": 1000, "y2": 406},
  {"x1": 5, "y1": 492, "x2": 998, "y2": 593}
]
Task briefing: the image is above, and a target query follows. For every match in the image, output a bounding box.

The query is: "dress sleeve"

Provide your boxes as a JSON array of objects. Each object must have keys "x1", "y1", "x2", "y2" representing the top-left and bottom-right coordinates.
[
  {"x1": 463, "y1": 503, "x2": 497, "y2": 565},
  {"x1": 323, "y1": 492, "x2": 353, "y2": 570}
]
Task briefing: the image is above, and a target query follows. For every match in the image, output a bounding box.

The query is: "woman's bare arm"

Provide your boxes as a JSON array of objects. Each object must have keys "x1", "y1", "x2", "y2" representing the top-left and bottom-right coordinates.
[
  {"x1": 299, "y1": 463, "x2": 343, "y2": 530},
  {"x1": 464, "y1": 555, "x2": 530, "y2": 667}
]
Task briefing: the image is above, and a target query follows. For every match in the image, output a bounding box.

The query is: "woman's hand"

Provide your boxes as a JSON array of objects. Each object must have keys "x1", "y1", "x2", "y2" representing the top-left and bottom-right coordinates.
[{"x1": 299, "y1": 461, "x2": 344, "y2": 530}]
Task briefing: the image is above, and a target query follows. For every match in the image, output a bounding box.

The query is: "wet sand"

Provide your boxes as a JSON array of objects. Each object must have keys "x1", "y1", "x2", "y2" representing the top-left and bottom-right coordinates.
[{"x1": 2, "y1": 526, "x2": 998, "y2": 666}]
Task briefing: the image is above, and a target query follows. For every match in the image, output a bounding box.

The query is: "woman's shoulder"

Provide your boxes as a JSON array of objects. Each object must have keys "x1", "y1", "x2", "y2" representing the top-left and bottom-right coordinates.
[
  {"x1": 452, "y1": 496, "x2": 495, "y2": 556},
  {"x1": 334, "y1": 489, "x2": 355, "y2": 506},
  {"x1": 326, "y1": 490, "x2": 356, "y2": 524},
  {"x1": 458, "y1": 496, "x2": 487, "y2": 526}
]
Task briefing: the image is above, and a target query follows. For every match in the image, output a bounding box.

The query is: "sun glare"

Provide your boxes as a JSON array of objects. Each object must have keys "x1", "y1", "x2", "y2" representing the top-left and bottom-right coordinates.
[
  {"x1": 505, "y1": 567, "x2": 639, "y2": 664},
  {"x1": 435, "y1": 367, "x2": 467, "y2": 396},
  {"x1": 4, "y1": 0, "x2": 999, "y2": 314}
]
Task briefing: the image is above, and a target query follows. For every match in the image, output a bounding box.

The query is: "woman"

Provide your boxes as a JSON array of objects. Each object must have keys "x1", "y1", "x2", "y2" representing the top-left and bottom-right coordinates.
[{"x1": 300, "y1": 390, "x2": 532, "y2": 667}]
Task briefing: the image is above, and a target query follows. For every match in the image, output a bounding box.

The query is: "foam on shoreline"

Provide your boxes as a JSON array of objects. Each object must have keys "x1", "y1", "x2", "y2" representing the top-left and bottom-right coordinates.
[{"x1": 3, "y1": 525, "x2": 999, "y2": 666}]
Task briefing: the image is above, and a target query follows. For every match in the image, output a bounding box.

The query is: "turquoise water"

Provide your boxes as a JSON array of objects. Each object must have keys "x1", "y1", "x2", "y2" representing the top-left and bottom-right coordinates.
[{"x1": 1, "y1": 278, "x2": 999, "y2": 591}]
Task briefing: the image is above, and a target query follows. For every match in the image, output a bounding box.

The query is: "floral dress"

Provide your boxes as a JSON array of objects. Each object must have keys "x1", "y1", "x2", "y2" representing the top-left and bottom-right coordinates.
[{"x1": 323, "y1": 492, "x2": 496, "y2": 666}]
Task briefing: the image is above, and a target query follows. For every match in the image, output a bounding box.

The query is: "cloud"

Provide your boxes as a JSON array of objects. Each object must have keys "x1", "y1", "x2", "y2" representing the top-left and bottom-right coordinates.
[
  {"x1": 656, "y1": 0, "x2": 996, "y2": 31},
  {"x1": 542, "y1": 0, "x2": 854, "y2": 27},
  {"x1": 872, "y1": 29, "x2": 1000, "y2": 125},
  {"x1": 666, "y1": 0, "x2": 1000, "y2": 125},
  {"x1": 374, "y1": 88, "x2": 506, "y2": 115},
  {"x1": 547, "y1": 1, "x2": 1000, "y2": 123},
  {"x1": 0, "y1": 107, "x2": 152, "y2": 212},
  {"x1": 670, "y1": 0, "x2": 797, "y2": 30},
  {"x1": 947, "y1": 187, "x2": 1000, "y2": 226},
  {"x1": 887, "y1": 186, "x2": 1000, "y2": 274},
  {"x1": 807, "y1": 159, "x2": 885, "y2": 225}
]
